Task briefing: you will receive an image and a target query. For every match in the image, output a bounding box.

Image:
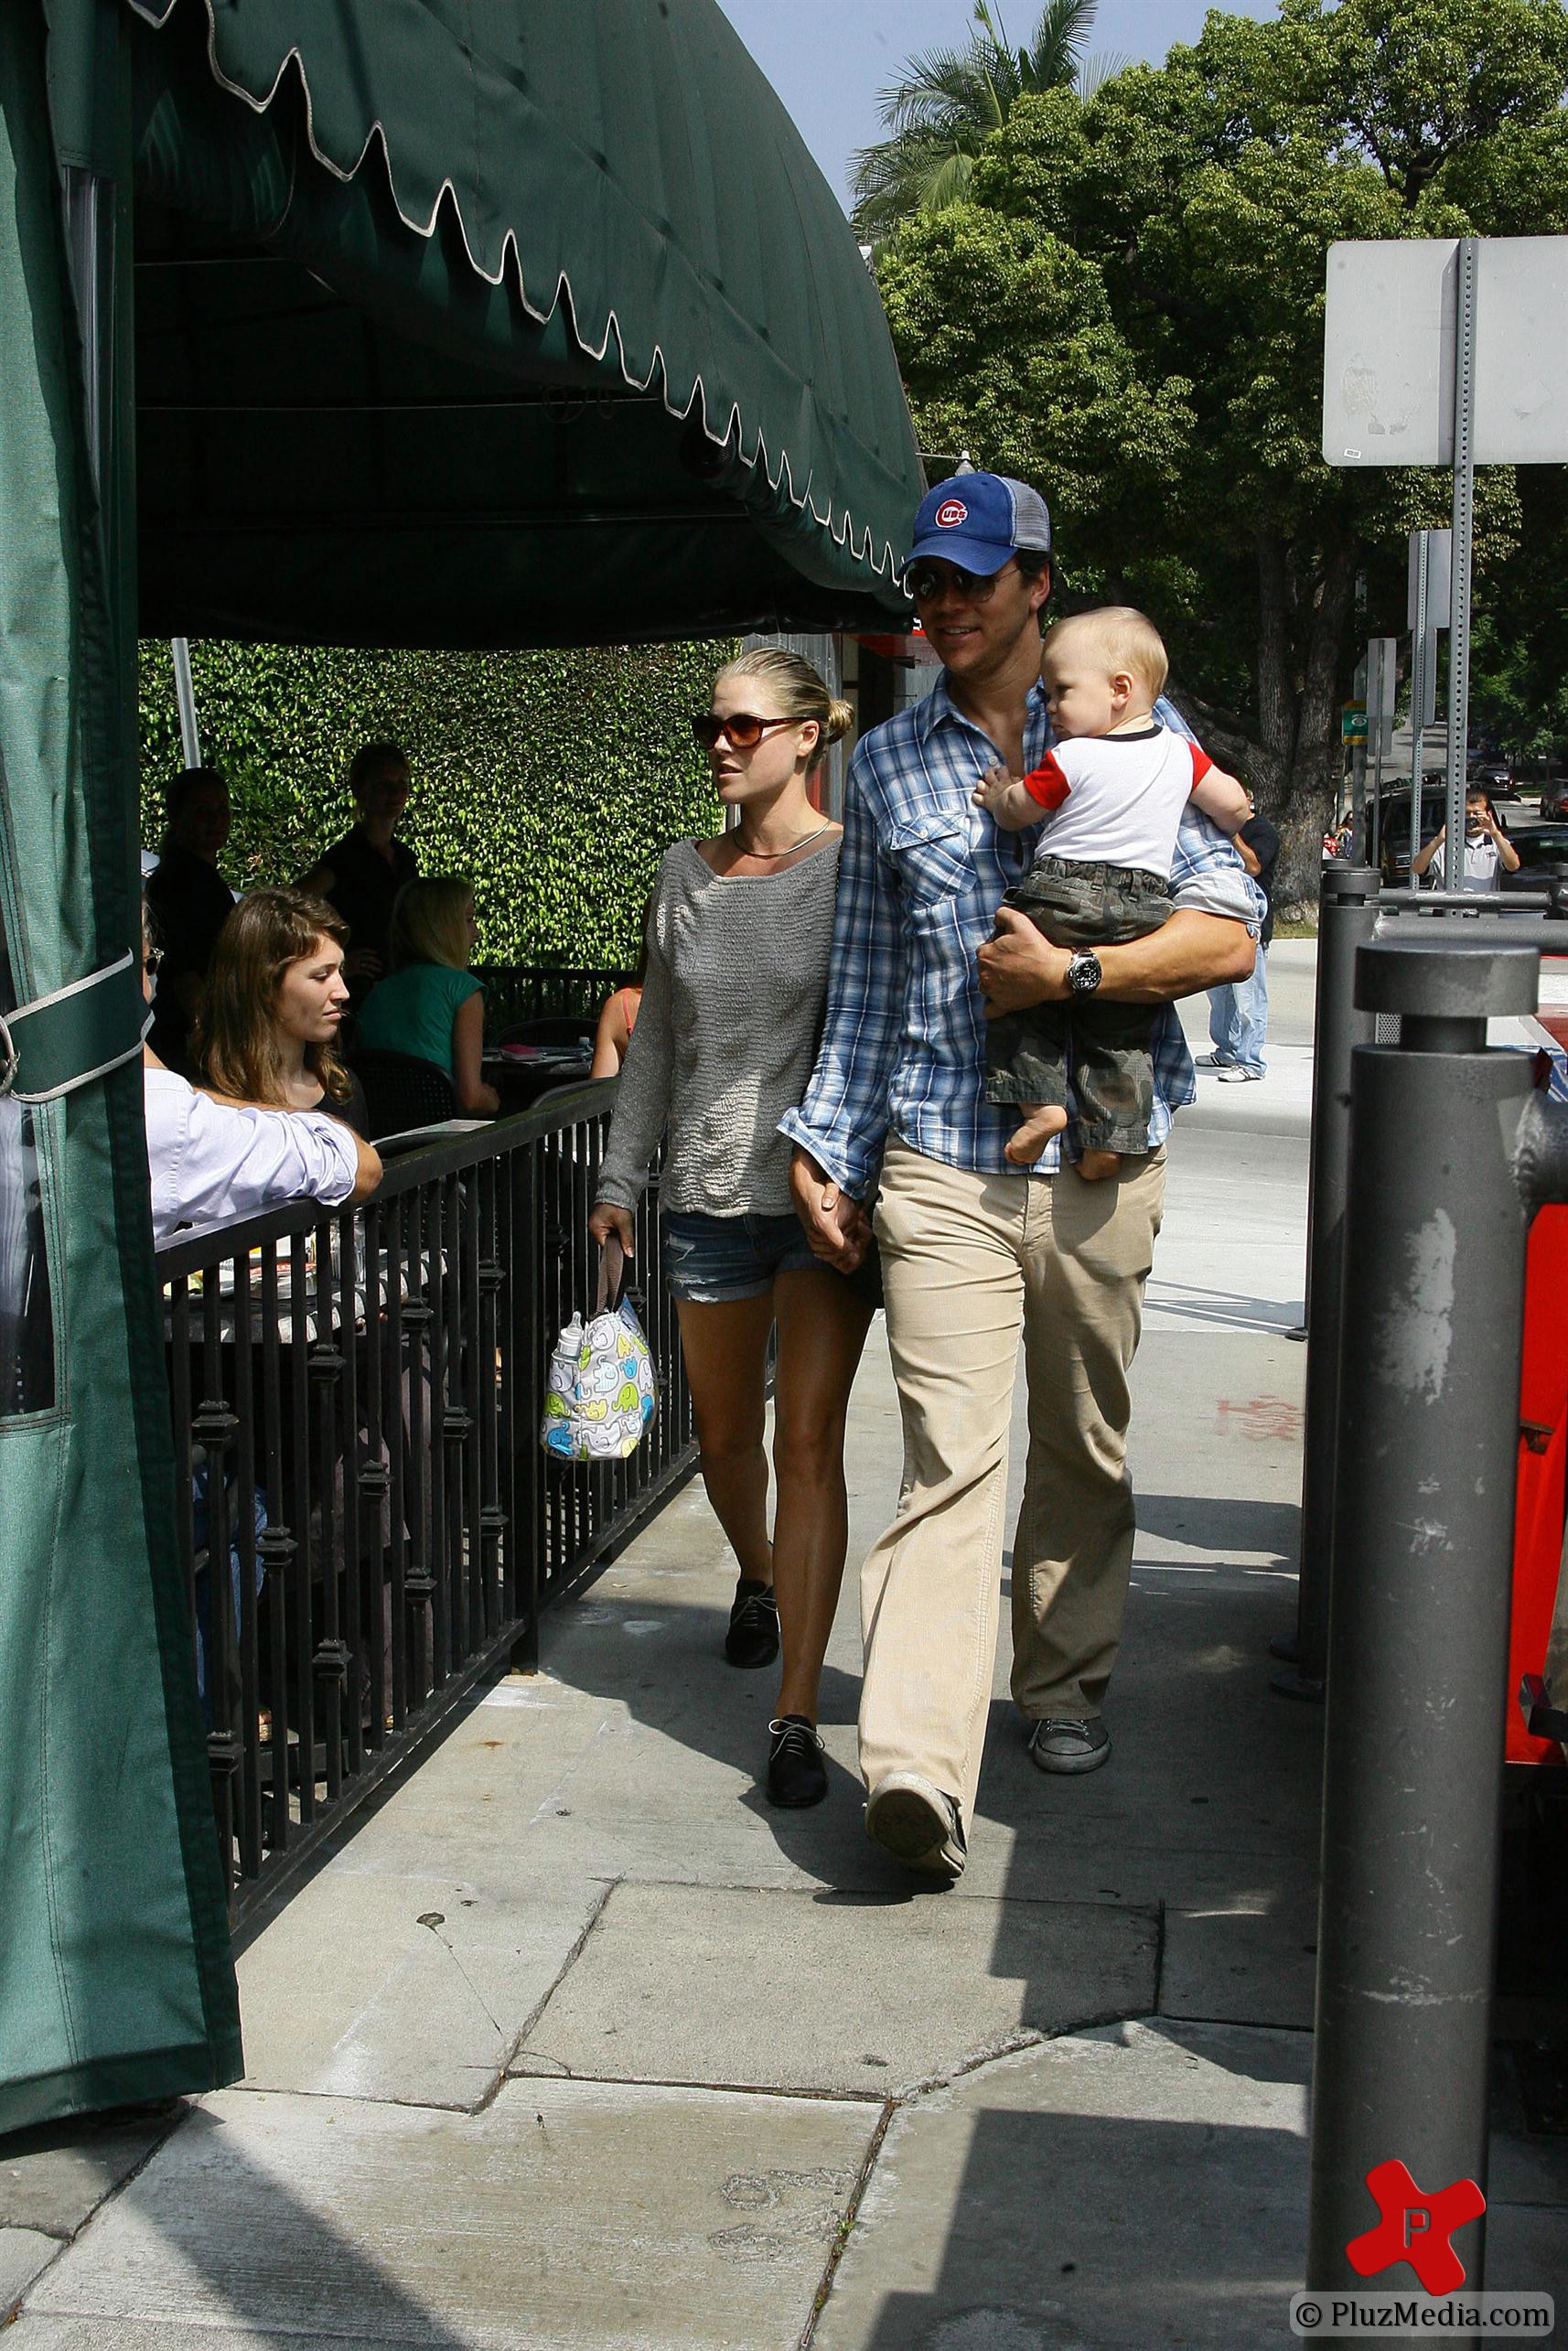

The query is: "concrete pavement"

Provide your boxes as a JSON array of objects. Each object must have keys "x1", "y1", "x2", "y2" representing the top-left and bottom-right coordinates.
[{"x1": 5, "y1": 942, "x2": 1565, "y2": 2346}]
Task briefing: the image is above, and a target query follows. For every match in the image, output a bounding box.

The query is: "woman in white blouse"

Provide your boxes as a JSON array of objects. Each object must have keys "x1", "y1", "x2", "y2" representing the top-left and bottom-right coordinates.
[{"x1": 142, "y1": 898, "x2": 380, "y2": 1240}]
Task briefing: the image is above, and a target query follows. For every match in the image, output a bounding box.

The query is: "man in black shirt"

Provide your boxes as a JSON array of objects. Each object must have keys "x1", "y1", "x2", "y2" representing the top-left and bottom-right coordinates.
[
  {"x1": 1202, "y1": 790, "x2": 1279, "y2": 1082},
  {"x1": 145, "y1": 767, "x2": 236, "y2": 1078},
  {"x1": 298, "y1": 741, "x2": 419, "y2": 1000}
]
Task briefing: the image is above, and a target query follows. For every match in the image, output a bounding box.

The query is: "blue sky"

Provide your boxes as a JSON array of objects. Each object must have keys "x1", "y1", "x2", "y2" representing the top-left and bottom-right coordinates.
[{"x1": 714, "y1": 1, "x2": 1277, "y2": 211}]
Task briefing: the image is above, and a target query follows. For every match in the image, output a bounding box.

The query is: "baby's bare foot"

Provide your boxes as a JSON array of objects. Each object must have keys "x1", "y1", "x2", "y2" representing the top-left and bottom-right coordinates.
[
  {"x1": 1077, "y1": 1148, "x2": 1122, "y2": 1182},
  {"x1": 1004, "y1": 1103, "x2": 1069, "y2": 1165}
]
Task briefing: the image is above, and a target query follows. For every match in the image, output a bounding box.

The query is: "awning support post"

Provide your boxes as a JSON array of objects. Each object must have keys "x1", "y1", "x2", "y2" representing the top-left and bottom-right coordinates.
[{"x1": 171, "y1": 639, "x2": 201, "y2": 768}]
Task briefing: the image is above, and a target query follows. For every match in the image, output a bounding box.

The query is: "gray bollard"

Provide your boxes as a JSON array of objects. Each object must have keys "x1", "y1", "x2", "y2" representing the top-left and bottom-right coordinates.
[
  {"x1": 1306, "y1": 932, "x2": 1568, "y2": 2318},
  {"x1": 1271, "y1": 864, "x2": 1380, "y2": 1696}
]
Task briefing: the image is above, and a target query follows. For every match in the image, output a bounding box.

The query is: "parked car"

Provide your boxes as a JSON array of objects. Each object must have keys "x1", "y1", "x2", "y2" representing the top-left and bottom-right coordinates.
[
  {"x1": 1504, "y1": 823, "x2": 1568, "y2": 899},
  {"x1": 1468, "y1": 755, "x2": 1518, "y2": 799},
  {"x1": 1540, "y1": 769, "x2": 1568, "y2": 821},
  {"x1": 1371, "y1": 784, "x2": 1450, "y2": 885}
]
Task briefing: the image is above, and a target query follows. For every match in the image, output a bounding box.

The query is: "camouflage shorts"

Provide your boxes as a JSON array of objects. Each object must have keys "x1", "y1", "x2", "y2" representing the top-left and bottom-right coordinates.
[{"x1": 984, "y1": 854, "x2": 1173, "y2": 1154}]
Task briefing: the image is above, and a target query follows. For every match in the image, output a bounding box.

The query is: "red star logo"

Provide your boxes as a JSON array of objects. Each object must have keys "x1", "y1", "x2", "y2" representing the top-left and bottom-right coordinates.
[{"x1": 1345, "y1": 2160, "x2": 1486, "y2": 2295}]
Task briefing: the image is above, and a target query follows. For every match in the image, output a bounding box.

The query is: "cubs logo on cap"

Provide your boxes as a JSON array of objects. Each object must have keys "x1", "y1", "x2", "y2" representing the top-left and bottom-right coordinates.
[{"x1": 907, "y1": 472, "x2": 1053, "y2": 581}]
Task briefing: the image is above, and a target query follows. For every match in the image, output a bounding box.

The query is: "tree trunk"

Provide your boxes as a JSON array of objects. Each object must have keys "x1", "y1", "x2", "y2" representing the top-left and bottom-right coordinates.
[
  {"x1": 1274, "y1": 533, "x2": 1359, "y2": 901},
  {"x1": 1173, "y1": 530, "x2": 1363, "y2": 907}
]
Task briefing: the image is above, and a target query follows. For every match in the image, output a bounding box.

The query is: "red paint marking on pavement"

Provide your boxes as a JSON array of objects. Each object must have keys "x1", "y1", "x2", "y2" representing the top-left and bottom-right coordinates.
[{"x1": 1215, "y1": 1396, "x2": 1304, "y2": 1443}]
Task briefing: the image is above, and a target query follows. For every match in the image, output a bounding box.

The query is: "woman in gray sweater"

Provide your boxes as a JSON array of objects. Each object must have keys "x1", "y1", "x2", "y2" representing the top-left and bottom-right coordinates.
[{"x1": 588, "y1": 649, "x2": 874, "y2": 1810}]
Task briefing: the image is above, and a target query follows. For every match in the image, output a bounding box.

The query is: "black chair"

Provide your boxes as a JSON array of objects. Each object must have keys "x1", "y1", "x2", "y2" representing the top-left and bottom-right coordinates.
[
  {"x1": 496, "y1": 1014, "x2": 596, "y2": 1051},
  {"x1": 347, "y1": 1048, "x2": 458, "y2": 1141}
]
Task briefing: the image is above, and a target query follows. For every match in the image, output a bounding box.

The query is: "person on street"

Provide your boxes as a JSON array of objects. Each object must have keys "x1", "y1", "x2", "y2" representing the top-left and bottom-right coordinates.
[
  {"x1": 1201, "y1": 789, "x2": 1280, "y2": 1083},
  {"x1": 588, "y1": 648, "x2": 875, "y2": 1812},
  {"x1": 783, "y1": 470, "x2": 1261, "y2": 1882},
  {"x1": 1412, "y1": 786, "x2": 1519, "y2": 891}
]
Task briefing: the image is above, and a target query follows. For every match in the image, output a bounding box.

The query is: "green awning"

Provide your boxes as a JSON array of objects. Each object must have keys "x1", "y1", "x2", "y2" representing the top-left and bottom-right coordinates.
[
  {"x1": 108, "y1": 0, "x2": 922, "y2": 647},
  {"x1": 3, "y1": 2, "x2": 243, "y2": 2134}
]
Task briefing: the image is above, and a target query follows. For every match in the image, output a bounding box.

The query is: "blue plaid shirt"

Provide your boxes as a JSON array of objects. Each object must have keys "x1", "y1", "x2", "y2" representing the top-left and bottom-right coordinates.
[{"x1": 780, "y1": 676, "x2": 1264, "y2": 1197}]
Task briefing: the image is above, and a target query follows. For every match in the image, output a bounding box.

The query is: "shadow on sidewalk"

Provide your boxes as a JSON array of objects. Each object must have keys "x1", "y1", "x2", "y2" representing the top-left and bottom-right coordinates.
[
  {"x1": 7, "y1": 2103, "x2": 473, "y2": 2346},
  {"x1": 822, "y1": 2091, "x2": 1311, "y2": 2350}
]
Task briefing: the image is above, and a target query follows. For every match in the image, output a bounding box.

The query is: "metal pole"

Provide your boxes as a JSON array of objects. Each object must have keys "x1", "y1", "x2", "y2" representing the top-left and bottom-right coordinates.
[
  {"x1": 1270, "y1": 864, "x2": 1380, "y2": 1696},
  {"x1": 1306, "y1": 933, "x2": 1556, "y2": 2322},
  {"x1": 1409, "y1": 546, "x2": 1428, "y2": 884},
  {"x1": 1444, "y1": 240, "x2": 1478, "y2": 894},
  {"x1": 1367, "y1": 637, "x2": 1393, "y2": 875},
  {"x1": 171, "y1": 639, "x2": 202, "y2": 768}
]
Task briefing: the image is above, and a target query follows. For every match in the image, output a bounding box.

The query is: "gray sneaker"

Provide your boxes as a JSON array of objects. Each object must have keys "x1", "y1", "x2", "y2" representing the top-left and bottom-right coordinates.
[
  {"x1": 1027, "y1": 1715, "x2": 1111, "y2": 1775},
  {"x1": 865, "y1": 1771, "x2": 967, "y2": 1881}
]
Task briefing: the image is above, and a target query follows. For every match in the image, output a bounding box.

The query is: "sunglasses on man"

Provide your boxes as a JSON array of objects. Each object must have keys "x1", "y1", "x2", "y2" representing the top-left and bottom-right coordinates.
[
  {"x1": 691, "y1": 712, "x2": 800, "y2": 751},
  {"x1": 905, "y1": 558, "x2": 1019, "y2": 607}
]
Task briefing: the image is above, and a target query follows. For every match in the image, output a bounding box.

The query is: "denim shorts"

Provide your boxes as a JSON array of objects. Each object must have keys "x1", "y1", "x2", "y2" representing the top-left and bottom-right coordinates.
[{"x1": 662, "y1": 1208, "x2": 819, "y2": 1304}]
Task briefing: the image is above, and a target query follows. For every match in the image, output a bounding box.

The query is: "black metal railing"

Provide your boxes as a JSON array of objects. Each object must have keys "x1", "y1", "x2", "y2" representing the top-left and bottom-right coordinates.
[
  {"x1": 474, "y1": 964, "x2": 631, "y2": 1036},
  {"x1": 156, "y1": 1081, "x2": 694, "y2": 1920}
]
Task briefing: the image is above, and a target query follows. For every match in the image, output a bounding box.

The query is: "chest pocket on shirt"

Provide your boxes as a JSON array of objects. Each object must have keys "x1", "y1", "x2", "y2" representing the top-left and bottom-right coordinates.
[{"x1": 886, "y1": 812, "x2": 972, "y2": 918}]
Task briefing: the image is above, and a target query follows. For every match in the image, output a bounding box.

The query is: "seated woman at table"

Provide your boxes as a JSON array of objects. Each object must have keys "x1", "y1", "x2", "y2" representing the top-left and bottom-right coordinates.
[
  {"x1": 356, "y1": 877, "x2": 500, "y2": 1116},
  {"x1": 195, "y1": 886, "x2": 371, "y2": 1136},
  {"x1": 589, "y1": 904, "x2": 650, "y2": 1080},
  {"x1": 143, "y1": 898, "x2": 381, "y2": 1241}
]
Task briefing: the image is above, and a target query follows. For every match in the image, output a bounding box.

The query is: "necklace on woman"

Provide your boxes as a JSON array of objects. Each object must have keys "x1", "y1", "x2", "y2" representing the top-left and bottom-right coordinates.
[{"x1": 733, "y1": 821, "x2": 833, "y2": 862}]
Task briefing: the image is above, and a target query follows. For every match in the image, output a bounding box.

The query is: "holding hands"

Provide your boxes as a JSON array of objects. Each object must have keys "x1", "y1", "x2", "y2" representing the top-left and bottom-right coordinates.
[{"x1": 788, "y1": 1149, "x2": 872, "y2": 1272}]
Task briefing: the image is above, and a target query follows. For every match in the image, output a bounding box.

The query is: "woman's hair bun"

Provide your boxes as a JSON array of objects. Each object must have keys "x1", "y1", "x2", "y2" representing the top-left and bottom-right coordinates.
[{"x1": 825, "y1": 697, "x2": 854, "y2": 745}]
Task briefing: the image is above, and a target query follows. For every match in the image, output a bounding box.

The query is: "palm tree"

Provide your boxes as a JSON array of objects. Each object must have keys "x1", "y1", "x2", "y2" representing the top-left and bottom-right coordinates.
[{"x1": 850, "y1": 0, "x2": 1117, "y2": 241}]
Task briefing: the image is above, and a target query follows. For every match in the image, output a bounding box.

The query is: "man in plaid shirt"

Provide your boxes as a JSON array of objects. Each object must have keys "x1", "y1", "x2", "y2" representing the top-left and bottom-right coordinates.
[{"x1": 781, "y1": 472, "x2": 1262, "y2": 1882}]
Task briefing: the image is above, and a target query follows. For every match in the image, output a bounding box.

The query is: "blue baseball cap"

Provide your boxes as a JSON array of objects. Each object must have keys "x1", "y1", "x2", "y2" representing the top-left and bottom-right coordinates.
[{"x1": 907, "y1": 472, "x2": 1052, "y2": 575}]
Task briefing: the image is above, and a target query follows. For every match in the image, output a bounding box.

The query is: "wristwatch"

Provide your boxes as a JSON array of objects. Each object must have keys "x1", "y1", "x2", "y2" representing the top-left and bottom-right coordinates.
[{"x1": 1066, "y1": 949, "x2": 1103, "y2": 997}]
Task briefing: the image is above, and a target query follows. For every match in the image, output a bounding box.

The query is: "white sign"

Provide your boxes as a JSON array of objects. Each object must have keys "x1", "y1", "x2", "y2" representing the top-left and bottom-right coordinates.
[
  {"x1": 1323, "y1": 237, "x2": 1568, "y2": 466},
  {"x1": 1407, "y1": 531, "x2": 1451, "y2": 631},
  {"x1": 1365, "y1": 636, "x2": 1398, "y2": 758},
  {"x1": 1367, "y1": 638, "x2": 1398, "y2": 724}
]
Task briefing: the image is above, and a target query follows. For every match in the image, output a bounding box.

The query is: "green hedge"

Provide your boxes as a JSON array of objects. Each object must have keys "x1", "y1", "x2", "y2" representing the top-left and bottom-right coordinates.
[{"x1": 137, "y1": 639, "x2": 733, "y2": 966}]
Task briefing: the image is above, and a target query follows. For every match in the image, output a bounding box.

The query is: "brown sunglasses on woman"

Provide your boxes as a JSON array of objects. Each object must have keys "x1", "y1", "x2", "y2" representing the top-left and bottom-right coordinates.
[{"x1": 691, "y1": 712, "x2": 800, "y2": 752}]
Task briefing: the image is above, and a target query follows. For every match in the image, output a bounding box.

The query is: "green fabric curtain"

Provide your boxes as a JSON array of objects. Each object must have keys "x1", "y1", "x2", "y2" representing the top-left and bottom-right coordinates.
[
  {"x1": 0, "y1": 0, "x2": 922, "y2": 2135},
  {"x1": 119, "y1": 0, "x2": 923, "y2": 647},
  {"x1": 0, "y1": 2, "x2": 241, "y2": 2133}
]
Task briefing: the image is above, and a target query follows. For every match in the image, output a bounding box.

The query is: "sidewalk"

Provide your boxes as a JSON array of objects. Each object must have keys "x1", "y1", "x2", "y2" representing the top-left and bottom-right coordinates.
[{"x1": 5, "y1": 957, "x2": 1564, "y2": 2347}]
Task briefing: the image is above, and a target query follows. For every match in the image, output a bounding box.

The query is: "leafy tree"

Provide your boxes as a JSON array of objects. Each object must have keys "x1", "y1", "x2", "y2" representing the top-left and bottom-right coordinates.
[
  {"x1": 850, "y1": 1, "x2": 1114, "y2": 240},
  {"x1": 875, "y1": 0, "x2": 1568, "y2": 888}
]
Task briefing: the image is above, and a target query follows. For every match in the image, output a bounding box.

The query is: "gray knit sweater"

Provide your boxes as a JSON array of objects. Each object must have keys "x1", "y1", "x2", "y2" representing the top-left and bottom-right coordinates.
[{"x1": 596, "y1": 834, "x2": 842, "y2": 1218}]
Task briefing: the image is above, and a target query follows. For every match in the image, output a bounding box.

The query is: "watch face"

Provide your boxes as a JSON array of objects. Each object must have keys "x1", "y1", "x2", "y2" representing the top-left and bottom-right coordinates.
[{"x1": 1070, "y1": 951, "x2": 1101, "y2": 994}]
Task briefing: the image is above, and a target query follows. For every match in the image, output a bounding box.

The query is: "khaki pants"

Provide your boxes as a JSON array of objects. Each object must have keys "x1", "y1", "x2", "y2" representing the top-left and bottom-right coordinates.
[{"x1": 861, "y1": 1136, "x2": 1165, "y2": 1832}]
